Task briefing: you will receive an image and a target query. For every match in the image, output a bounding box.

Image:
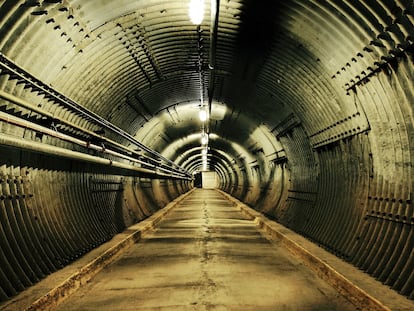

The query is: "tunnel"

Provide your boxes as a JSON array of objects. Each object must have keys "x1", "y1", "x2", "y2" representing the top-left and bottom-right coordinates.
[{"x1": 0, "y1": 0, "x2": 414, "y2": 309}]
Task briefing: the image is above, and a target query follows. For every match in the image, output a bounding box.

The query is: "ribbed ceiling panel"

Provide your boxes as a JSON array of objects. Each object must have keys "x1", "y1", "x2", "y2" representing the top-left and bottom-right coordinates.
[{"x1": 1, "y1": 1, "x2": 414, "y2": 303}]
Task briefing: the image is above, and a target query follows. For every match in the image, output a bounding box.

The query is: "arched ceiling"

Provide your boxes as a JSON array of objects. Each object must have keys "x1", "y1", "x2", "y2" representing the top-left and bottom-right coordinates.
[
  {"x1": 0, "y1": 0, "x2": 413, "y2": 173},
  {"x1": 3, "y1": 0, "x2": 414, "y2": 302}
]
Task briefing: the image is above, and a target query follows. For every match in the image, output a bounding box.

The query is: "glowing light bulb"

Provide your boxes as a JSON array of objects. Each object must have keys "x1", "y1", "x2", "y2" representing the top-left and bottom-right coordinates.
[
  {"x1": 189, "y1": 0, "x2": 204, "y2": 25},
  {"x1": 199, "y1": 108, "x2": 207, "y2": 122},
  {"x1": 201, "y1": 133, "x2": 208, "y2": 145}
]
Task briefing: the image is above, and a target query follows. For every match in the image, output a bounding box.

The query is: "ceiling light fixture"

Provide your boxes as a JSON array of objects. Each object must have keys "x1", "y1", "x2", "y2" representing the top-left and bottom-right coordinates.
[
  {"x1": 189, "y1": 0, "x2": 204, "y2": 25},
  {"x1": 199, "y1": 108, "x2": 207, "y2": 122},
  {"x1": 201, "y1": 133, "x2": 209, "y2": 145}
]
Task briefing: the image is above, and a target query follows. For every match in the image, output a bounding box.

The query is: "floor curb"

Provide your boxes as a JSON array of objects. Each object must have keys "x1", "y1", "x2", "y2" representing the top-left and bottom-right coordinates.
[{"x1": 217, "y1": 190, "x2": 392, "y2": 311}]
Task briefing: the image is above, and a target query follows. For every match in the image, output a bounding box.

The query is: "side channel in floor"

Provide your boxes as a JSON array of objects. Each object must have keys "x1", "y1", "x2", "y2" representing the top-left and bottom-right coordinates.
[{"x1": 56, "y1": 189, "x2": 355, "y2": 310}]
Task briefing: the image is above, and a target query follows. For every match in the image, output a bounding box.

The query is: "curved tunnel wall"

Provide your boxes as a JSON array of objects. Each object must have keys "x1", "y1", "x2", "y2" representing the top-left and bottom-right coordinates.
[
  {"x1": 0, "y1": 146, "x2": 191, "y2": 301},
  {"x1": 0, "y1": 0, "x2": 413, "y2": 303}
]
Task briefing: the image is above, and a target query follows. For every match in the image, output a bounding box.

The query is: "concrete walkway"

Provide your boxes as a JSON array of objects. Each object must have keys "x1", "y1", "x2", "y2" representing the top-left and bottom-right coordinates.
[{"x1": 56, "y1": 189, "x2": 355, "y2": 310}]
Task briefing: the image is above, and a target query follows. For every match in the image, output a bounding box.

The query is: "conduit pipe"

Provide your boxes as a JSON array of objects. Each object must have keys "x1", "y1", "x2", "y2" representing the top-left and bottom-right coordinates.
[
  {"x1": 0, "y1": 53, "x2": 190, "y2": 177},
  {"x1": 0, "y1": 132, "x2": 172, "y2": 177},
  {"x1": 208, "y1": 0, "x2": 220, "y2": 112},
  {"x1": 0, "y1": 90, "x2": 189, "y2": 178},
  {"x1": 0, "y1": 90, "x2": 130, "y2": 151},
  {"x1": 0, "y1": 111, "x2": 191, "y2": 179}
]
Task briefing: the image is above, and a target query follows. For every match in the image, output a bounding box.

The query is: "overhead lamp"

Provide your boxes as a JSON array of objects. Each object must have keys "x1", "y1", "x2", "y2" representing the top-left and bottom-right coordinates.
[
  {"x1": 199, "y1": 108, "x2": 207, "y2": 122},
  {"x1": 189, "y1": 0, "x2": 204, "y2": 25},
  {"x1": 201, "y1": 133, "x2": 208, "y2": 145}
]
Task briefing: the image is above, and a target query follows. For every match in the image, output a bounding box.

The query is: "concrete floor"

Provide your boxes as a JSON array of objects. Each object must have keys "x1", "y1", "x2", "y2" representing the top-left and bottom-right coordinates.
[{"x1": 56, "y1": 189, "x2": 355, "y2": 310}]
